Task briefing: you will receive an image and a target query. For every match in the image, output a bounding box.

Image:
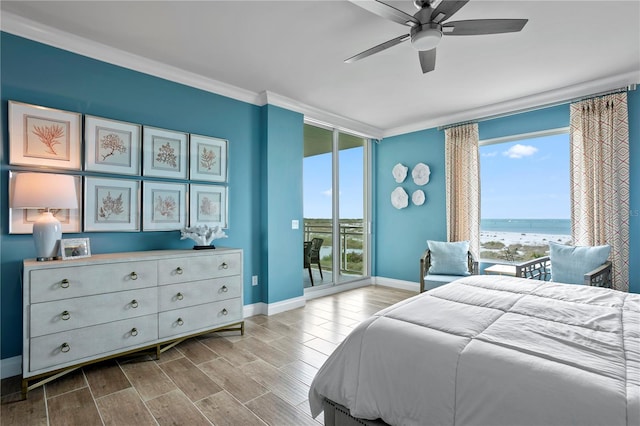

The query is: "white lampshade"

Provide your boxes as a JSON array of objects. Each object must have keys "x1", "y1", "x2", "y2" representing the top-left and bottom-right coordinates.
[{"x1": 11, "y1": 173, "x2": 78, "y2": 261}]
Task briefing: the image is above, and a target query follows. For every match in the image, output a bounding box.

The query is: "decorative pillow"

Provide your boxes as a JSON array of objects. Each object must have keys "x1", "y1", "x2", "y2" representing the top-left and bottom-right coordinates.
[
  {"x1": 427, "y1": 240, "x2": 470, "y2": 276},
  {"x1": 549, "y1": 241, "x2": 610, "y2": 285}
]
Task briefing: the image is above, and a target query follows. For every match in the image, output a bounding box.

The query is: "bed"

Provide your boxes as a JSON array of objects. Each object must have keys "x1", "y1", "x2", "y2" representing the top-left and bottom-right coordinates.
[{"x1": 309, "y1": 275, "x2": 640, "y2": 426}]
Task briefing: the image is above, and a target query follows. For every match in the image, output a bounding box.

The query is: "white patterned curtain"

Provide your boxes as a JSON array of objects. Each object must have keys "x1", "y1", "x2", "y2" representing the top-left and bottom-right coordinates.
[
  {"x1": 445, "y1": 123, "x2": 480, "y2": 258},
  {"x1": 569, "y1": 92, "x2": 630, "y2": 291}
]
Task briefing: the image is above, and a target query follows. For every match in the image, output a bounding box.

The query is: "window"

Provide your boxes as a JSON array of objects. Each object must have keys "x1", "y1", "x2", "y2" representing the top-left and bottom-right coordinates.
[{"x1": 479, "y1": 130, "x2": 571, "y2": 262}]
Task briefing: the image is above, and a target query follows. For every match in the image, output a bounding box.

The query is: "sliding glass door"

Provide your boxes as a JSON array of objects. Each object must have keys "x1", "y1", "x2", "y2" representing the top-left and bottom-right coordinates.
[{"x1": 303, "y1": 123, "x2": 369, "y2": 288}]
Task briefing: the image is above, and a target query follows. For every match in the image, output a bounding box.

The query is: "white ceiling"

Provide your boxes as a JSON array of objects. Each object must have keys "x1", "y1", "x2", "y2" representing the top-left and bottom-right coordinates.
[{"x1": 2, "y1": 1, "x2": 639, "y2": 138}]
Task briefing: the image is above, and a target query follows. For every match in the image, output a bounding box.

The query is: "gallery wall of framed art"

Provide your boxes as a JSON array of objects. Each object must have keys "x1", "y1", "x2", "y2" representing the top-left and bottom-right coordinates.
[{"x1": 7, "y1": 100, "x2": 230, "y2": 234}]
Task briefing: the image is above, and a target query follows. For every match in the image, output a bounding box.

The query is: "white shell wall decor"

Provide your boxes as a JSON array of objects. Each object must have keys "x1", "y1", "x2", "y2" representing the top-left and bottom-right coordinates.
[
  {"x1": 391, "y1": 187, "x2": 409, "y2": 209},
  {"x1": 412, "y1": 190, "x2": 426, "y2": 206},
  {"x1": 392, "y1": 163, "x2": 408, "y2": 183},
  {"x1": 412, "y1": 163, "x2": 431, "y2": 186}
]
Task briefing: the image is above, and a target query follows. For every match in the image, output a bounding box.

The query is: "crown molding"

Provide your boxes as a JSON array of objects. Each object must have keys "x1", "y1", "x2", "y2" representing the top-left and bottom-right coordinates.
[
  {"x1": 1, "y1": 11, "x2": 383, "y2": 139},
  {"x1": 1, "y1": 11, "x2": 262, "y2": 105},
  {"x1": 260, "y1": 91, "x2": 384, "y2": 139},
  {"x1": 383, "y1": 70, "x2": 640, "y2": 138}
]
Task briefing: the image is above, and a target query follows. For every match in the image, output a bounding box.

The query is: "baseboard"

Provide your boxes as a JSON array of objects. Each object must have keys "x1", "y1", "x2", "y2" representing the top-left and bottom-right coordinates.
[
  {"x1": 1, "y1": 356, "x2": 21, "y2": 379},
  {"x1": 304, "y1": 277, "x2": 372, "y2": 301},
  {"x1": 373, "y1": 276, "x2": 420, "y2": 292}
]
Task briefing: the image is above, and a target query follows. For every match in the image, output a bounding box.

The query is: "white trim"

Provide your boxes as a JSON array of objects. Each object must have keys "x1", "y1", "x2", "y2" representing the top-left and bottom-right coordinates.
[
  {"x1": 480, "y1": 127, "x2": 569, "y2": 146},
  {"x1": 1, "y1": 12, "x2": 383, "y2": 140},
  {"x1": 372, "y1": 276, "x2": 420, "y2": 292},
  {"x1": 266, "y1": 296, "x2": 306, "y2": 316},
  {"x1": 383, "y1": 70, "x2": 640, "y2": 138},
  {"x1": 1, "y1": 356, "x2": 21, "y2": 379},
  {"x1": 304, "y1": 278, "x2": 373, "y2": 301},
  {"x1": 263, "y1": 91, "x2": 383, "y2": 140},
  {"x1": 243, "y1": 302, "x2": 267, "y2": 318}
]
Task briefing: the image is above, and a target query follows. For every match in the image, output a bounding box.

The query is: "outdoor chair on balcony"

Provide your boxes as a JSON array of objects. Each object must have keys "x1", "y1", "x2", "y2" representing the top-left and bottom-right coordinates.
[
  {"x1": 419, "y1": 240, "x2": 478, "y2": 293},
  {"x1": 515, "y1": 241, "x2": 612, "y2": 288},
  {"x1": 304, "y1": 237, "x2": 324, "y2": 286}
]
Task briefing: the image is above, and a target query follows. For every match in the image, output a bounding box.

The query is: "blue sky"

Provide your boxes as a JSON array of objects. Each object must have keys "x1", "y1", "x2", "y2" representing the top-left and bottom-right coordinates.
[
  {"x1": 303, "y1": 147, "x2": 363, "y2": 219},
  {"x1": 480, "y1": 132, "x2": 570, "y2": 219},
  {"x1": 303, "y1": 133, "x2": 569, "y2": 220}
]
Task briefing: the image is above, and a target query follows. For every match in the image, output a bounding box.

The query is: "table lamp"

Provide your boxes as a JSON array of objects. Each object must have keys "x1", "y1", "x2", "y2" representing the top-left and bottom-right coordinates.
[{"x1": 11, "y1": 172, "x2": 78, "y2": 261}]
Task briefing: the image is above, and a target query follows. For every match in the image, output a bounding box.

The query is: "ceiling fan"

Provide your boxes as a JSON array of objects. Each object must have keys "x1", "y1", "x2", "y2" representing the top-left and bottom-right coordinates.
[{"x1": 346, "y1": 0, "x2": 528, "y2": 74}]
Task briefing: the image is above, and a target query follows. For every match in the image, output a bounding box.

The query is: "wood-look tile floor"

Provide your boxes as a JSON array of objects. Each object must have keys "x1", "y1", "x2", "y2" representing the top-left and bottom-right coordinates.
[{"x1": 1, "y1": 285, "x2": 415, "y2": 426}]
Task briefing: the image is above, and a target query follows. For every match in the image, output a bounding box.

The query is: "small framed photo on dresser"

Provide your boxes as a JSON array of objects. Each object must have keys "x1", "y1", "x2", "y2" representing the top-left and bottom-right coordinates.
[{"x1": 60, "y1": 238, "x2": 91, "y2": 260}]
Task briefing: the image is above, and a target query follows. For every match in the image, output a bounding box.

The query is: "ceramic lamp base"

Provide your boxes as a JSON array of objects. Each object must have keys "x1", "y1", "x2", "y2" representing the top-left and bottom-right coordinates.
[{"x1": 33, "y1": 211, "x2": 62, "y2": 261}]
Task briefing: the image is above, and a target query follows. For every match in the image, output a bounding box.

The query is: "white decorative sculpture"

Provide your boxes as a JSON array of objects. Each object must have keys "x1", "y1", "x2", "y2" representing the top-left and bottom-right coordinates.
[
  {"x1": 391, "y1": 187, "x2": 409, "y2": 209},
  {"x1": 412, "y1": 189, "x2": 426, "y2": 206},
  {"x1": 180, "y1": 225, "x2": 227, "y2": 249},
  {"x1": 392, "y1": 163, "x2": 408, "y2": 183},
  {"x1": 412, "y1": 163, "x2": 431, "y2": 186}
]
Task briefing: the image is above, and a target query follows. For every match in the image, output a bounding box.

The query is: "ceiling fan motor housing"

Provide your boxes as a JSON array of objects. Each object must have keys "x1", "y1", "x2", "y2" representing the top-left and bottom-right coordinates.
[{"x1": 411, "y1": 23, "x2": 442, "y2": 51}]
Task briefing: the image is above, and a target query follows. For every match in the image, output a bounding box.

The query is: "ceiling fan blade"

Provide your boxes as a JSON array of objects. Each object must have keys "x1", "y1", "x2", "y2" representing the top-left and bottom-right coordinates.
[
  {"x1": 418, "y1": 48, "x2": 437, "y2": 74},
  {"x1": 430, "y1": 0, "x2": 469, "y2": 24},
  {"x1": 345, "y1": 34, "x2": 409, "y2": 63},
  {"x1": 349, "y1": 0, "x2": 419, "y2": 27},
  {"x1": 443, "y1": 19, "x2": 528, "y2": 35}
]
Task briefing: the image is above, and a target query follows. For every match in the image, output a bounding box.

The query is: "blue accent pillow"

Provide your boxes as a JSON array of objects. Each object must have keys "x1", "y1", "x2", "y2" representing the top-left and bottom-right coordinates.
[
  {"x1": 427, "y1": 240, "x2": 470, "y2": 276},
  {"x1": 549, "y1": 242, "x2": 610, "y2": 285}
]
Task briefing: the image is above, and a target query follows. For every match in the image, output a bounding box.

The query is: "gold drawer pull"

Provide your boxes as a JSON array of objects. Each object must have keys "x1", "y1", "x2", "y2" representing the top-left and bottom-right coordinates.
[
  {"x1": 61, "y1": 310, "x2": 70, "y2": 321},
  {"x1": 130, "y1": 272, "x2": 138, "y2": 280},
  {"x1": 131, "y1": 300, "x2": 139, "y2": 308},
  {"x1": 175, "y1": 267, "x2": 183, "y2": 275},
  {"x1": 176, "y1": 292, "x2": 184, "y2": 300},
  {"x1": 222, "y1": 308, "x2": 228, "y2": 316},
  {"x1": 221, "y1": 262, "x2": 229, "y2": 270},
  {"x1": 221, "y1": 285, "x2": 228, "y2": 293},
  {"x1": 60, "y1": 279, "x2": 70, "y2": 289},
  {"x1": 131, "y1": 328, "x2": 138, "y2": 336},
  {"x1": 60, "y1": 343, "x2": 70, "y2": 353},
  {"x1": 177, "y1": 318, "x2": 184, "y2": 326}
]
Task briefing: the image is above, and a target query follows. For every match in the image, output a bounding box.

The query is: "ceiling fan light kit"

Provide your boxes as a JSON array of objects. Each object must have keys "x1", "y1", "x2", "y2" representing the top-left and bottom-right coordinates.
[
  {"x1": 411, "y1": 23, "x2": 442, "y2": 51},
  {"x1": 347, "y1": 0, "x2": 528, "y2": 74}
]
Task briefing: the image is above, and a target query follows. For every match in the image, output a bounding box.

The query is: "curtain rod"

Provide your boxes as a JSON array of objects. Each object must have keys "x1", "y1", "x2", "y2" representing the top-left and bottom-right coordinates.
[{"x1": 437, "y1": 84, "x2": 637, "y2": 131}]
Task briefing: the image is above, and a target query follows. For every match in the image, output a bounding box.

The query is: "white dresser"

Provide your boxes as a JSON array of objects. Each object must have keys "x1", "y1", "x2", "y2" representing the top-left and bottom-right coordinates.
[{"x1": 22, "y1": 248, "x2": 243, "y2": 396}]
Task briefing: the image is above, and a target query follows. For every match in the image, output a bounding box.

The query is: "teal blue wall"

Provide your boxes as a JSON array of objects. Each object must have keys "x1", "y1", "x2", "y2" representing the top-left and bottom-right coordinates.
[
  {"x1": 374, "y1": 96, "x2": 639, "y2": 294},
  {"x1": 373, "y1": 128, "x2": 447, "y2": 282},
  {"x1": 0, "y1": 33, "x2": 303, "y2": 360},
  {"x1": 263, "y1": 105, "x2": 304, "y2": 303}
]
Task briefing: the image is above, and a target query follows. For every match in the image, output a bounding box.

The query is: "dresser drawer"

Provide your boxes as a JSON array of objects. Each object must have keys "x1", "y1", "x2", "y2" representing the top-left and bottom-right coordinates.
[
  {"x1": 158, "y1": 253, "x2": 241, "y2": 285},
  {"x1": 30, "y1": 288, "x2": 158, "y2": 338},
  {"x1": 158, "y1": 275, "x2": 241, "y2": 311},
  {"x1": 29, "y1": 314, "x2": 158, "y2": 373},
  {"x1": 158, "y1": 299, "x2": 242, "y2": 339},
  {"x1": 29, "y1": 260, "x2": 157, "y2": 303}
]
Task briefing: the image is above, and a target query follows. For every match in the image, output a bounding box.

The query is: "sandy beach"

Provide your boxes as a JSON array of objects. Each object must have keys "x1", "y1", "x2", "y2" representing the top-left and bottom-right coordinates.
[{"x1": 481, "y1": 231, "x2": 572, "y2": 247}]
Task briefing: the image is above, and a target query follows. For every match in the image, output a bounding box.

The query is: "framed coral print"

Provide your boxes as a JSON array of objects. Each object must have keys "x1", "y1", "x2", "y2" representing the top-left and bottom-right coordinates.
[
  {"x1": 189, "y1": 134, "x2": 228, "y2": 182},
  {"x1": 85, "y1": 177, "x2": 140, "y2": 232},
  {"x1": 143, "y1": 181, "x2": 187, "y2": 231},
  {"x1": 189, "y1": 184, "x2": 228, "y2": 229},
  {"x1": 142, "y1": 126, "x2": 188, "y2": 179},
  {"x1": 8, "y1": 171, "x2": 82, "y2": 234},
  {"x1": 9, "y1": 101, "x2": 81, "y2": 170},
  {"x1": 85, "y1": 115, "x2": 141, "y2": 175}
]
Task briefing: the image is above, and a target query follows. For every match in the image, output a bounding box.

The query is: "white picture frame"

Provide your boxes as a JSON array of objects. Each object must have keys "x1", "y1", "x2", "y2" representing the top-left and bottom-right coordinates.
[
  {"x1": 85, "y1": 177, "x2": 140, "y2": 232},
  {"x1": 143, "y1": 126, "x2": 188, "y2": 179},
  {"x1": 189, "y1": 134, "x2": 228, "y2": 182},
  {"x1": 85, "y1": 115, "x2": 141, "y2": 175},
  {"x1": 8, "y1": 171, "x2": 83, "y2": 234},
  {"x1": 189, "y1": 184, "x2": 228, "y2": 229},
  {"x1": 60, "y1": 238, "x2": 91, "y2": 260},
  {"x1": 9, "y1": 101, "x2": 81, "y2": 170},
  {"x1": 143, "y1": 181, "x2": 188, "y2": 231}
]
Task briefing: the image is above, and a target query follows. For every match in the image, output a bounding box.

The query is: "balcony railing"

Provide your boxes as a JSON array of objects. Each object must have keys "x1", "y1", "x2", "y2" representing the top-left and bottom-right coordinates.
[{"x1": 304, "y1": 220, "x2": 364, "y2": 275}]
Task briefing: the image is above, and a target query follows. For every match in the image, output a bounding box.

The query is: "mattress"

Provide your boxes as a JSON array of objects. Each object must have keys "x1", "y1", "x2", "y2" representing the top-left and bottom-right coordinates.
[{"x1": 309, "y1": 275, "x2": 640, "y2": 426}]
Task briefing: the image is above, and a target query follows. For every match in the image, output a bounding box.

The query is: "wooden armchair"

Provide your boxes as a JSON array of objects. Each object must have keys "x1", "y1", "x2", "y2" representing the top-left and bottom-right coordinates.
[
  {"x1": 515, "y1": 256, "x2": 612, "y2": 288},
  {"x1": 419, "y1": 249, "x2": 478, "y2": 293}
]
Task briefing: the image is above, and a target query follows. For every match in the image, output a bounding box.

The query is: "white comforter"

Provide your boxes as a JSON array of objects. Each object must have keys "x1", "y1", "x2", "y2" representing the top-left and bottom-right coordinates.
[{"x1": 309, "y1": 275, "x2": 640, "y2": 426}]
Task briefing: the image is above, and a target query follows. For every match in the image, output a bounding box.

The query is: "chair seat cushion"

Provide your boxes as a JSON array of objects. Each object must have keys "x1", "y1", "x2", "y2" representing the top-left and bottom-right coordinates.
[
  {"x1": 549, "y1": 242, "x2": 610, "y2": 285},
  {"x1": 427, "y1": 240, "x2": 470, "y2": 276}
]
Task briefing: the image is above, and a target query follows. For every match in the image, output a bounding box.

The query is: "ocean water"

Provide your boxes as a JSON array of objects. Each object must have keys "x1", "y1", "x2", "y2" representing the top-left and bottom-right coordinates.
[{"x1": 481, "y1": 219, "x2": 571, "y2": 235}]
